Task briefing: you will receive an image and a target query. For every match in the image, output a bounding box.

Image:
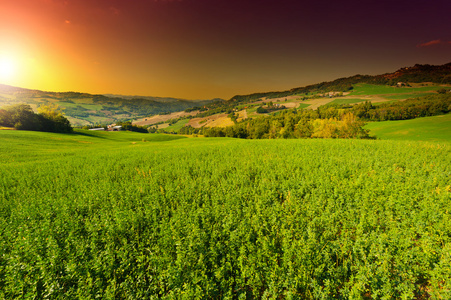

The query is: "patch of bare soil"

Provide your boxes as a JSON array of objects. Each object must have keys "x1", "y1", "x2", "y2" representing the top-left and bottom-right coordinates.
[
  {"x1": 303, "y1": 98, "x2": 336, "y2": 110},
  {"x1": 281, "y1": 102, "x2": 298, "y2": 108},
  {"x1": 207, "y1": 117, "x2": 235, "y2": 128},
  {"x1": 237, "y1": 109, "x2": 248, "y2": 121},
  {"x1": 187, "y1": 113, "x2": 230, "y2": 128},
  {"x1": 133, "y1": 111, "x2": 199, "y2": 126}
]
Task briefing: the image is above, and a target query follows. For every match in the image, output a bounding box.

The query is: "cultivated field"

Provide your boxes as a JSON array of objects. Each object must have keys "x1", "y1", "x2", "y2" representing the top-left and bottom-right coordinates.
[
  {"x1": 133, "y1": 110, "x2": 199, "y2": 126},
  {"x1": 1, "y1": 130, "x2": 450, "y2": 298}
]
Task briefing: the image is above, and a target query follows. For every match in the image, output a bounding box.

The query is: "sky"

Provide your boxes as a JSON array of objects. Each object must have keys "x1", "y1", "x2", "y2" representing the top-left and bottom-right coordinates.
[{"x1": 0, "y1": 0, "x2": 450, "y2": 99}]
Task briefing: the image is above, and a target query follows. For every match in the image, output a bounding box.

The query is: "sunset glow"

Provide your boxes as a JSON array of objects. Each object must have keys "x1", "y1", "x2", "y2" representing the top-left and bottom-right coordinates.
[
  {"x1": 0, "y1": 0, "x2": 450, "y2": 99},
  {"x1": 0, "y1": 57, "x2": 16, "y2": 81}
]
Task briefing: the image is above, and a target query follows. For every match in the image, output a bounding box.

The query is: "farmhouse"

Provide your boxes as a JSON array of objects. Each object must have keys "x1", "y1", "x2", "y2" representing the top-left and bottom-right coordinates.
[{"x1": 107, "y1": 125, "x2": 122, "y2": 131}]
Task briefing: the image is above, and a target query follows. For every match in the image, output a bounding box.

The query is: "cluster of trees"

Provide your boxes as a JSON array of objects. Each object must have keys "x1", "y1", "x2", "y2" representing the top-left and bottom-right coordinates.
[
  {"x1": 116, "y1": 121, "x2": 148, "y2": 133},
  {"x1": 0, "y1": 104, "x2": 72, "y2": 133},
  {"x1": 352, "y1": 93, "x2": 451, "y2": 121},
  {"x1": 202, "y1": 109, "x2": 371, "y2": 139},
  {"x1": 384, "y1": 63, "x2": 451, "y2": 84}
]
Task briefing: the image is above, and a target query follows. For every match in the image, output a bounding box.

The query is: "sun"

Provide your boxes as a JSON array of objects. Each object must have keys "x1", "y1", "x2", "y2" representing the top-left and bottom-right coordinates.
[{"x1": 0, "y1": 57, "x2": 16, "y2": 81}]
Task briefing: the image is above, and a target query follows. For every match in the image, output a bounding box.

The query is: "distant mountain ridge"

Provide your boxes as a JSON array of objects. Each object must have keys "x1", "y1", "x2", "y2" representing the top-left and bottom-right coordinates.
[
  {"x1": 230, "y1": 62, "x2": 451, "y2": 103},
  {"x1": 381, "y1": 63, "x2": 451, "y2": 82}
]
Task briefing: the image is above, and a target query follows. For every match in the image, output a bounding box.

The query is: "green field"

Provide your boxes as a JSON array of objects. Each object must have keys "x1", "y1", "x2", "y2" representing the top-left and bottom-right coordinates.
[
  {"x1": 1, "y1": 130, "x2": 450, "y2": 298},
  {"x1": 297, "y1": 102, "x2": 311, "y2": 108},
  {"x1": 162, "y1": 119, "x2": 190, "y2": 132},
  {"x1": 329, "y1": 98, "x2": 366, "y2": 105},
  {"x1": 351, "y1": 83, "x2": 441, "y2": 96},
  {"x1": 383, "y1": 92, "x2": 436, "y2": 100},
  {"x1": 365, "y1": 113, "x2": 451, "y2": 142}
]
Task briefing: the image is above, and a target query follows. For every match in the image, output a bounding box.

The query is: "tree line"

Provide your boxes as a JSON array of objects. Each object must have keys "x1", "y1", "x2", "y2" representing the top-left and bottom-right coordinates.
[{"x1": 351, "y1": 93, "x2": 451, "y2": 121}]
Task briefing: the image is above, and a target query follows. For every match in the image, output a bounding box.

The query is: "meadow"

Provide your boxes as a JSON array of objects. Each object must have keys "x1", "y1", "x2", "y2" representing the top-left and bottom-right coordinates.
[
  {"x1": 365, "y1": 113, "x2": 451, "y2": 142},
  {"x1": 350, "y1": 84, "x2": 441, "y2": 97},
  {"x1": 0, "y1": 130, "x2": 450, "y2": 299}
]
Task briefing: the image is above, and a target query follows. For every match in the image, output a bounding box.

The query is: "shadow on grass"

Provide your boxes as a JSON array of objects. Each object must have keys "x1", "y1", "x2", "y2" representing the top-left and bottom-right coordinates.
[{"x1": 71, "y1": 130, "x2": 107, "y2": 139}]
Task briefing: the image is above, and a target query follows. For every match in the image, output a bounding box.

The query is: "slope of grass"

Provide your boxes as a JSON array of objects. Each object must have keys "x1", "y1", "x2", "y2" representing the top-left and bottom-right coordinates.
[
  {"x1": 161, "y1": 119, "x2": 190, "y2": 132},
  {"x1": 297, "y1": 102, "x2": 311, "y2": 108},
  {"x1": 383, "y1": 92, "x2": 436, "y2": 100},
  {"x1": 352, "y1": 83, "x2": 441, "y2": 96},
  {"x1": 1, "y1": 130, "x2": 450, "y2": 298},
  {"x1": 329, "y1": 98, "x2": 365, "y2": 105},
  {"x1": 365, "y1": 113, "x2": 451, "y2": 142}
]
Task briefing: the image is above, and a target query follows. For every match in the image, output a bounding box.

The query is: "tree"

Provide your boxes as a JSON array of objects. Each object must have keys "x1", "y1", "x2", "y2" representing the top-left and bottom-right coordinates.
[
  {"x1": 339, "y1": 113, "x2": 370, "y2": 139},
  {"x1": 37, "y1": 103, "x2": 73, "y2": 133},
  {"x1": 256, "y1": 107, "x2": 268, "y2": 114},
  {"x1": 3, "y1": 104, "x2": 37, "y2": 130}
]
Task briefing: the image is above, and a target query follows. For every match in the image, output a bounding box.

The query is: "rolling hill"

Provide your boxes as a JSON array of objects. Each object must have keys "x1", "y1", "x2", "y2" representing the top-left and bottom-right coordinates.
[
  {"x1": 0, "y1": 84, "x2": 221, "y2": 126},
  {"x1": 1, "y1": 62, "x2": 450, "y2": 131},
  {"x1": 141, "y1": 63, "x2": 451, "y2": 133}
]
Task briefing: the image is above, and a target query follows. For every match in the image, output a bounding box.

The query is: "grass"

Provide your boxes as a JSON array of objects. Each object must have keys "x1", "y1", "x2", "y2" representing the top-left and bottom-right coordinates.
[
  {"x1": 247, "y1": 107, "x2": 259, "y2": 114},
  {"x1": 329, "y1": 98, "x2": 365, "y2": 105},
  {"x1": 383, "y1": 92, "x2": 436, "y2": 100},
  {"x1": 365, "y1": 113, "x2": 451, "y2": 142},
  {"x1": 297, "y1": 103, "x2": 311, "y2": 108},
  {"x1": 59, "y1": 101, "x2": 104, "y2": 111},
  {"x1": 351, "y1": 83, "x2": 442, "y2": 96},
  {"x1": 162, "y1": 119, "x2": 190, "y2": 132},
  {"x1": 1, "y1": 130, "x2": 450, "y2": 298}
]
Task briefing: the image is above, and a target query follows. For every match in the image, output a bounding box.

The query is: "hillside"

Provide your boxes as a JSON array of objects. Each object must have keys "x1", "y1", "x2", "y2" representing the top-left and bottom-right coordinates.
[
  {"x1": 365, "y1": 113, "x2": 451, "y2": 142},
  {"x1": 230, "y1": 62, "x2": 451, "y2": 103},
  {"x1": 0, "y1": 84, "x2": 219, "y2": 126},
  {"x1": 135, "y1": 63, "x2": 451, "y2": 133}
]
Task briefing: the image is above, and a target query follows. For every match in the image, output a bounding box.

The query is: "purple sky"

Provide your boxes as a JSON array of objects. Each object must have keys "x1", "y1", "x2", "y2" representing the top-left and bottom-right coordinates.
[{"x1": 1, "y1": 0, "x2": 450, "y2": 98}]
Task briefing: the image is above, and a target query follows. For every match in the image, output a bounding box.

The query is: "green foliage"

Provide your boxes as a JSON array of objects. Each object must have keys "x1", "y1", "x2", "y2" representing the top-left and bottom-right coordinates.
[
  {"x1": 0, "y1": 131, "x2": 450, "y2": 298},
  {"x1": 117, "y1": 121, "x2": 148, "y2": 133},
  {"x1": 256, "y1": 106, "x2": 269, "y2": 114}
]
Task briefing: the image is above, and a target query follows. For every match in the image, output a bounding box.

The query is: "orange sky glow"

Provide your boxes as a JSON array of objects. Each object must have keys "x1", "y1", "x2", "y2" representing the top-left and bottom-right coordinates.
[{"x1": 1, "y1": 0, "x2": 450, "y2": 99}]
